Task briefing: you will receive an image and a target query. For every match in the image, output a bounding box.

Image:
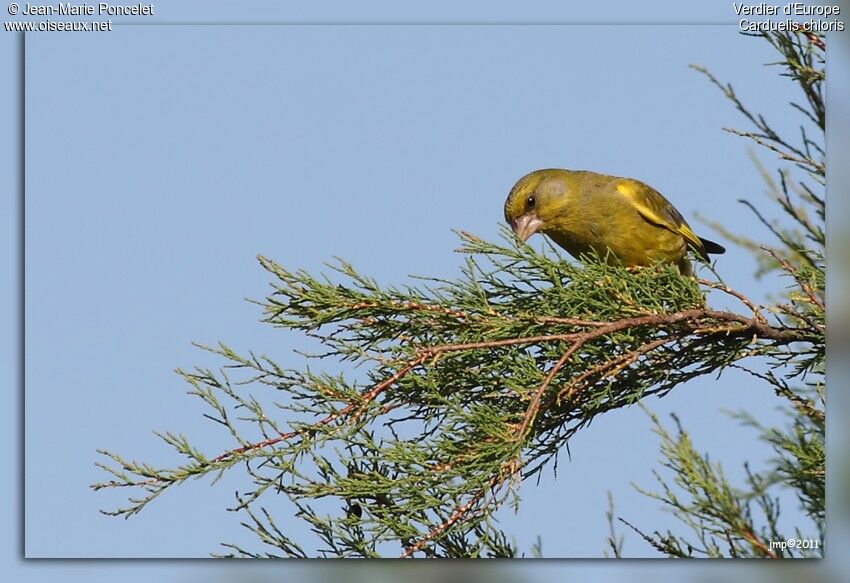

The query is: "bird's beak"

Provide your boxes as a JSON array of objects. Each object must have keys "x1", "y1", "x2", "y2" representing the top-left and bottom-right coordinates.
[{"x1": 509, "y1": 213, "x2": 543, "y2": 242}]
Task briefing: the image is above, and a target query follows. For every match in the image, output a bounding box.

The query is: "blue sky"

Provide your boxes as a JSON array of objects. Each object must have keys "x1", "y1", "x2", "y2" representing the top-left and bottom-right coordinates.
[{"x1": 2, "y1": 1, "x2": 846, "y2": 580}]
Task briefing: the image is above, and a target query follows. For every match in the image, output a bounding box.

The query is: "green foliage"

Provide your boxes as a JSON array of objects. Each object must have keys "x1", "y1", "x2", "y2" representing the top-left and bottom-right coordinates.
[
  {"x1": 616, "y1": 30, "x2": 825, "y2": 558},
  {"x1": 692, "y1": 30, "x2": 825, "y2": 278},
  {"x1": 620, "y1": 405, "x2": 821, "y2": 558},
  {"x1": 92, "y1": 30, "x2": 825, "y2": 558},
  {"x1": 93, "y1": 229, "x2": 819, "y2": 557}
]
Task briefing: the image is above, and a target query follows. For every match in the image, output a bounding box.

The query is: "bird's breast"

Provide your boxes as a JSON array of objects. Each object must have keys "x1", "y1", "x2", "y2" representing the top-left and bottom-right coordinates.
[{"x1": 544, "y1": 203, "x2": 686, "y2": 267}]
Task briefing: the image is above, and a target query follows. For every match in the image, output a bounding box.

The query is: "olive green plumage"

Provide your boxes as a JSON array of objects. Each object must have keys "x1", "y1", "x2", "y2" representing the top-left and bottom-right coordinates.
[{"x1": 503, "y1": 169, "x2": 725, "y2": 275}]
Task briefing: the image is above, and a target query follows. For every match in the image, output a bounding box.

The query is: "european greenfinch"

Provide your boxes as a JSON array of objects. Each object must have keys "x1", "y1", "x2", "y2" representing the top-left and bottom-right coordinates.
[{"x1": 504, "y1": 169, "x2": 725, "y2": 275}]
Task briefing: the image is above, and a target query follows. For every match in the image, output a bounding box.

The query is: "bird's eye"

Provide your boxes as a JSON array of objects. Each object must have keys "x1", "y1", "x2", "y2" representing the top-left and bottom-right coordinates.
[{"x1": 525, "y1": 194, "x2": 536, "y2": 209}]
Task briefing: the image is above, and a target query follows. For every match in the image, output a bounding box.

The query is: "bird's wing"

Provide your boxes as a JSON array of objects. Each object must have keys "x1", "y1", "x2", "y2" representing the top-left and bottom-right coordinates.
[{"x1": 615, "y1": 179, "x2": 707, "y2": 258}]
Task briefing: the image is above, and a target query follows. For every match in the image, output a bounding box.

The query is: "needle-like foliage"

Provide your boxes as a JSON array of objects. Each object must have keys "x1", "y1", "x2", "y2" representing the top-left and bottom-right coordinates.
[
  {"x1": 614, "y1": 30, "x2": 824, "y2": 558},
  {"x1": 92, "y1": 31, "x2": 825, "y2": 558}
]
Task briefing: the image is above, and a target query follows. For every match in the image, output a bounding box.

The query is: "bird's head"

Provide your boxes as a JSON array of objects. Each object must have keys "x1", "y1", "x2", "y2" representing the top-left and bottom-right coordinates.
[{"x1": 503, "y1": 169, "x2": 571, "y2": 241}]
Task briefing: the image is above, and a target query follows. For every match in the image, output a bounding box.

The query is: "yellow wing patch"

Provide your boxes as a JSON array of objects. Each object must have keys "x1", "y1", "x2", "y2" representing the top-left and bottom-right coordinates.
[{"x1": 615, "y1": 181, "x2": 705, "y2": 254}]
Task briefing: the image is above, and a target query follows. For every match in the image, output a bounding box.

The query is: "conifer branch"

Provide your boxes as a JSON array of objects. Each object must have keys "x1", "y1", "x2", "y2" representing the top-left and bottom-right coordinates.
[
  {"x1": 93, "y1": 30, "x2": 825, "y2": 558},
  {"x1": 624, "y1": 30, "x2": 824, "y2": 559}
]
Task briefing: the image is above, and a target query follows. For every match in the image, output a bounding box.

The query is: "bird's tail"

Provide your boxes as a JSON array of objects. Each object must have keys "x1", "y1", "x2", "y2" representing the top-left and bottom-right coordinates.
[{"x1": 699, "y1": 237, "x2": 726, "y2": 255}]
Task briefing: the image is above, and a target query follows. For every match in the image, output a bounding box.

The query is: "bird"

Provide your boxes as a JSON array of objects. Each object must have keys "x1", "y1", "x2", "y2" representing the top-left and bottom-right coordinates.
[{"x1": 503, "y1": 168, "x2": 725, "y2": 275}]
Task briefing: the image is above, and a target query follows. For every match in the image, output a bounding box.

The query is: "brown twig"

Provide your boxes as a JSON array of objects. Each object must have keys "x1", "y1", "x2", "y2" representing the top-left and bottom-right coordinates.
[
  {"x1": 515, "y1": 344, "x2": 579, "y2": 442},
  {"x1": 394, "y1": 309, "x2": 803, "y2": 555},
  {"x1": 699, "y1": 279, "x2": 766, "y2": 323},
  {"x1": 120, "y1": 294, "x2": 813, "y2": 552},
  {"x1": 763, "y1": 247, "x2": 824, "y2": 311},
  {"x1": 739, "y1": 526, "x2": 779, "y2": 559},
  {"x1": 400, "y1": 466, "x2": 517, "y2": 558},
  {"x1": 805, "y1": 32, "x2": 825, "y2": 51},
  {"x1": 204, "y1": 333, "x2": 594, "y2": 465},
  {"x1": 556, "y1": 337, "x2": 670, "y2": 404},
  {"x1": 399, "y1": 486, "x2": 490, "y2": 558},
  {"x1": 125, "y1": 302, "x2": 807, "y2": 504},
  {"x1": 215, "y1": 307, "x2": 799, "y2": 466},
  {"x1": 729, "y1": 363, "x2": 824, "y2": 423},
  {"x1": 210, "y1": 353, "x2": 430, "y2": 463}
]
